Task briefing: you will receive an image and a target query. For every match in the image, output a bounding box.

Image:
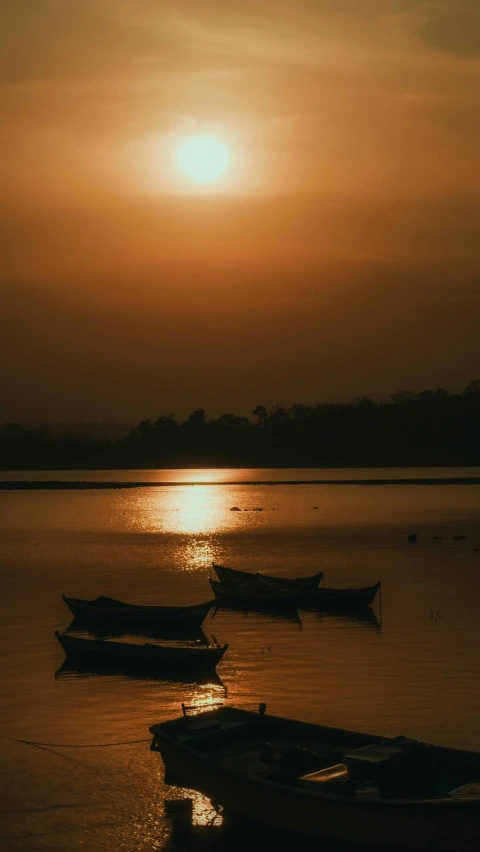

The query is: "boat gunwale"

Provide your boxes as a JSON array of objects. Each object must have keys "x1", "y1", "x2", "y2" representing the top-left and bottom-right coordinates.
[
  {"x1": 213, "y1": 563, "x2": 323, "y2": 588},
  {"x1": 62, "y1": 595, "x2": 214, "y2": 616},
  {"x1": 257, "y1": 578, "x2": 381, "y2": 596},
  {"x1": 56, "y1": 631, "x2": 227, "y2": 657}
]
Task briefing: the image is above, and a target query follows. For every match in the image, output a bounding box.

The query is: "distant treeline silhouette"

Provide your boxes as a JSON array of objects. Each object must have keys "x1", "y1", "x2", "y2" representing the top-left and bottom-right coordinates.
[{"x1": 2, "y1": 380, "x2": 480, "y2": 469}]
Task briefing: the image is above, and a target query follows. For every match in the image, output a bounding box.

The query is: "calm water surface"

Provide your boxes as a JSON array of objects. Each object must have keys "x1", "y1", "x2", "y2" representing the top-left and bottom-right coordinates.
[{"x1": 1, "y1": 468, "x2": 479, "y2": 851}]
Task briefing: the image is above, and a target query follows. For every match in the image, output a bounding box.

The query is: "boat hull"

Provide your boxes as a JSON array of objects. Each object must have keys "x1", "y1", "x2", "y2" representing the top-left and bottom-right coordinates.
[
  {"x1": 55, "y1": 632, "x2": 226, "y2": 671},
  {"x1": 210, "y1": 578, "x2": 380, "y2": 610},
  {"x1": 209, "y1": 579, "x2": 297, "y2": 607},
  {"x1": 213, "y1": 564, "x2": 323, "y2": 590},
  {"x1": 157, "y1": 739, "x2": 479, "y2": 850},
  {"x1": 62, "y1": 596, "x2": 212, "y2": 628}
]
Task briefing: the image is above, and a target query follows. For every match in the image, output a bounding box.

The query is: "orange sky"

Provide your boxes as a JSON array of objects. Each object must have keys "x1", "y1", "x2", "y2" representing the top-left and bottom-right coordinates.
[{"x1": 1, "y1": 1, "x2": 479, "y2": 421}]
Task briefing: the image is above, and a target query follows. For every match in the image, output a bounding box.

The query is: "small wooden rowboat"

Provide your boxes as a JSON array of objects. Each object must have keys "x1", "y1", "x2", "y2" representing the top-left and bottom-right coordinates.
[
  {"x1": 62, "y1": 596, "x2": 212, "y2": 628},
  {"x1": 150, "y1": 704, "x2": 480, "y2": 851},
  {"x1": 213, "y1": 563, "x2": 323, "y2": 590},
  {"x1": 259, "y1": 578, "x2": 382, "y2": 609},
  {"x1": 209, "y1": 578, "x2": 380, "y2": 610},
  {"x1": 209, "y1": 578, "x2": 297, "y2": 606},
  {"x1": 55, "y1": 631, "x2": 227, "y2": 670}
]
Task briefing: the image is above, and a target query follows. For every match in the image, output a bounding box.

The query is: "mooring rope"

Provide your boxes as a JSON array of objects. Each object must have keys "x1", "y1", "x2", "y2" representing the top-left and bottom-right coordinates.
[{"x1": 9, "y1": 737, "x2": 152, "y2": 749}]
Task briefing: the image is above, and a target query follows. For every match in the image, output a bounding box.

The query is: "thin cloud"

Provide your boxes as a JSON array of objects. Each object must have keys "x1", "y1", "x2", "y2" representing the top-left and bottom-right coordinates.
[{"x1": 421, "y1": 0, "x2": 480, "y2": 55}]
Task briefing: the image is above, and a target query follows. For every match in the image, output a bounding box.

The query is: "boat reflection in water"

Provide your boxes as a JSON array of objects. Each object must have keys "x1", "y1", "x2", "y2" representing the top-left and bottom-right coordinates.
[
  {"x1": 311, "y1": 606, "x2": 381, "y2": 632},
  {"x1": 164, "y1": 794, "x2": 341, "y2": 852},
  {"x1": 208, "y1": 603, "x2": 379, "y2": 630},
  {"x1": 54, "y1": 660, "x2": 226, "y2": 687},
  {"x1": 209, "y1": 602, "x2": 301, "y2": 623}
]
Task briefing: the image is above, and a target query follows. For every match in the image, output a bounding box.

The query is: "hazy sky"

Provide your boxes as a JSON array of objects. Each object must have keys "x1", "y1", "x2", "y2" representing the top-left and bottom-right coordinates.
[{"x1": 1, "y1": 1, "x2": 479, "y2": 422}]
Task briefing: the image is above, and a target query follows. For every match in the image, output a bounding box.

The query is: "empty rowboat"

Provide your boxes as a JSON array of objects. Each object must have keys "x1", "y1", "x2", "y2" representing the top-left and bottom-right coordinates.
[
  {"x1": 61, "y1": 596, "x2": 212, "y2": 629},
  {"x1": 213, "y1": 563, "x2": 323, "y2": 590},
  {"x1": 55, "y1": 631, "x2": 227, "y2": 671}
]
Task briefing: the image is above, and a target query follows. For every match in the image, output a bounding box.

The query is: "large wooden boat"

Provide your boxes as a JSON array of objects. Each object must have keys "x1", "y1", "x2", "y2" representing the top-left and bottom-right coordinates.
[
  {"x1": 55, "y1": 631, "x2": 227, "y2": 671},
  {"x1": 150, "y1": 704, "x2": 480, "y2": 851},
  {"x1": 209, "y1": 578, "x2": 297, "y2": 606},
  {"x1": 213, "y1": 563, "x2": 323, "y2": 590},
  {"x1": 62, "y1": 595, "x2": 212, "y2": 628}
]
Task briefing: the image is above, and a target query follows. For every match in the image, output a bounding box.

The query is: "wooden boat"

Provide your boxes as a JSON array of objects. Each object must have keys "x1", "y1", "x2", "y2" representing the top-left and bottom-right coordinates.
[
  {"x1": 55, "y1": 631, "x2": 227, "y2": 671},
  {"x1": 259, "y1": 577, "x2": 382, "y2": 609},
  {"x1": 62, "y1": 595, "x2": 212, "y2": 628},
  {"x1": 213, "y1": 563, "x2": 323, "y2": 590},
  {"x1": 209, "y1": 578, "x2": 297, "y2": 606},
  {"x1": 150, "y1": 704, "x2": 480, "y2": 851},
  {"x1": 65, "y1": 620, "x2": 211, "y2": 642}
]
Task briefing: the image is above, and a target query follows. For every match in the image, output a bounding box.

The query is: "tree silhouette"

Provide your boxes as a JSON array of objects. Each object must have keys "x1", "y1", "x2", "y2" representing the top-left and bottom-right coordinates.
[
  {"x1": 2, "y1": 381, "x2": 480, "y2": 469},
  {"x1": 252, "y1": 405, "x2": 268, "y2": 428},
  {"x1": 464, "y1": 379, "x2": 480, "y2": 395}
]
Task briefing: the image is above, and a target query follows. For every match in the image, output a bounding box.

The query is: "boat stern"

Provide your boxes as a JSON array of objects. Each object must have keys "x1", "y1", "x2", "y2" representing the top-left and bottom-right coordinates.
[{"x1": 149, "y1": 703, "x2": 265, "y2": 779}]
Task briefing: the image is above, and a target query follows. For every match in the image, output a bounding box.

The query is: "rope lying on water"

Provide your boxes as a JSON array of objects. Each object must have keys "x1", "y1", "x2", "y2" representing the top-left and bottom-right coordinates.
[{"x1": 9, "y1": 737, "x2": 152, "y2": 749}]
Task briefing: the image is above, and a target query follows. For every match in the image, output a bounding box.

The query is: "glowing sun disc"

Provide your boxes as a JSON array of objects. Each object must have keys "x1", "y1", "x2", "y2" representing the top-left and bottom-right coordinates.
[{"x1": 177, "y1": 135, "x2": 230, "y2": 184}]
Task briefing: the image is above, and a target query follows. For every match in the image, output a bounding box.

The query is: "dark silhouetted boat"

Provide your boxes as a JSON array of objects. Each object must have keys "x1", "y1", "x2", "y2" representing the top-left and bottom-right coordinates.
[
  {"x1": 64, "y1": 618, "x2": 211, "y2": 642},
  {"x1": 61, "y1": 595, "x2": 212, "y2": 629},
  {"x1": 210, "y1": 577, "x2": 380, "y2": 610},
  {"x1": 209, "y1": 578, "x2": 297, "y2": 606},
  {"x1": 263, "y1": 579, "x2": 382, "y2": 610},
  {"x1": 213, "y1": 563, "x2": 323, "y2": 590},
  {"x1": 150, "y1": 704, "x2": 480, "y2": 851},
  {"x1": 55, "y1": 631, "x2": 227, "y2": 671}
]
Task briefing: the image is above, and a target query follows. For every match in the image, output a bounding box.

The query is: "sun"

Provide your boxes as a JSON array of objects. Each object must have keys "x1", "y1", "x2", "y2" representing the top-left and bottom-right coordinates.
[{"x1": 177, "y1": 135, "x2": 230, "y2": 184}]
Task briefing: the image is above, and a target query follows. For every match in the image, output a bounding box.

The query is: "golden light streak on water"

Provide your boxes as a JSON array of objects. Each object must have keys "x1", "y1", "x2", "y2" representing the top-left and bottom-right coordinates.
[{"x1": 138, "y1": 485, "x2": 229, "y2": 536}]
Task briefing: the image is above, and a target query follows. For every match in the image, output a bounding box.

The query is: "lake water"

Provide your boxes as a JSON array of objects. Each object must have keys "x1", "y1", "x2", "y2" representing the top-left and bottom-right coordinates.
[{"x1": 1, "y1": 468, "x2": 480, "y2": 851}]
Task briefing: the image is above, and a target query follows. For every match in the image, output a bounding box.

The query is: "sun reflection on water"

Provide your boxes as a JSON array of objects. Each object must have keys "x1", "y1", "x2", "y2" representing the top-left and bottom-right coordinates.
[
  {"x1": 161, "y1": 692, "x2": 227, "y2": 834},
  {"x1": 165, "y1": 790, "x2": 223, "y2": 828},
  {"x1": 142, "y1": 486, "x2": 228, "y2": 535},
  {"x1": 169, "y1": 469, "x2": 236, "y2": 484},
  {"x1": 180, "y1": 537, "x2": 216, "y2": 571},
  {"x1": 184, "y1": 688, "x2": 225, "y2": 712},
  {"x1": 178, "y1": 683, "x2": 227, "y2": 709},
  {"x1": 191, "y1": 791, "x2": 223, "y2": 826}
]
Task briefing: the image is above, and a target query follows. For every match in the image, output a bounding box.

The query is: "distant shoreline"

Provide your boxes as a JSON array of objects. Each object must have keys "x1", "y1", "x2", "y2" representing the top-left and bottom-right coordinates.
[{"x1": 2, "y1": 478, "x2": 480, "y2": 490}]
